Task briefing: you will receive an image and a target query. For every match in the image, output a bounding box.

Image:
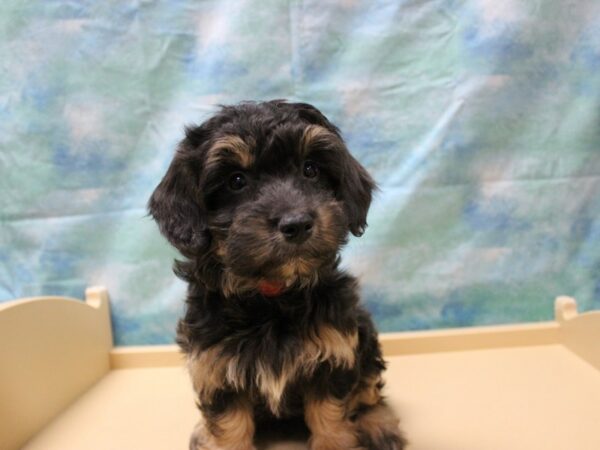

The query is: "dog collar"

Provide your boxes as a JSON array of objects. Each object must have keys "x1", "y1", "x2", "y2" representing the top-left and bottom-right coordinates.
[{"x1": 258, "y1": 279, "x2": 287, "y2": 297}]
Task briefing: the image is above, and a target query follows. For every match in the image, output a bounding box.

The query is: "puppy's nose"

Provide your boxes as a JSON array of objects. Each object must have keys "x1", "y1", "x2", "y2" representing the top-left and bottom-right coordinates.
[{"x1": 278, "y1": 212, "x2": 314, "y2": 243}]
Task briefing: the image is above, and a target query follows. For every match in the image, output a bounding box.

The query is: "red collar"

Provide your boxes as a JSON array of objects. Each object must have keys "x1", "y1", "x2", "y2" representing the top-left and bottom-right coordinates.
[{"x1": 257, "y1": 279, "x2": 287, "y2": 297}]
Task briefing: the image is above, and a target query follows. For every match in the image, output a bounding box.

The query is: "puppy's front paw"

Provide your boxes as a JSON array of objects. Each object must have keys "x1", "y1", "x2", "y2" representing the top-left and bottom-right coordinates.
[
  {"x1": 354, "y1": 403, "x2": 407, "y2": 450},
  {"x1": 308, "y1": 434, "x2": 366, "y2": 450},
  {"x1": 189, "y1": 422, "x2": 256, "y2": 450},
  {"x1": 188, "y1": 423, "x2": 209, "y2": 450},
  {"x1": 359, "y1": 431, "x2": 406, "y2": 450}
]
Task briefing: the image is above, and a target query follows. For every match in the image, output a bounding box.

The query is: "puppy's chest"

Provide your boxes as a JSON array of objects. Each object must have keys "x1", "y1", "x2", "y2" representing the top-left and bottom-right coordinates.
[{"x1": 188, "y1": 323, "x2": 358, "y2": 416}]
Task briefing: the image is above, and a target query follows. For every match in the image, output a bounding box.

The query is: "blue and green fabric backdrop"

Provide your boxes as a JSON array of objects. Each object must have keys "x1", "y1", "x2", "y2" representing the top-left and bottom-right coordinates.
[{"x1": 1, "y1": 0, "x2": 599, "y2": 344}]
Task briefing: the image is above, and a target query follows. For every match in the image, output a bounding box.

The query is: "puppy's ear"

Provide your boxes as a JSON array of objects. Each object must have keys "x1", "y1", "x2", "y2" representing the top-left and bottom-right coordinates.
[
  {"x1": 148, "y1": 141, "x2": 207, "y2": 257},
  {"x1": 339, "y1": 152, "x2": 376, "y2": 237}
]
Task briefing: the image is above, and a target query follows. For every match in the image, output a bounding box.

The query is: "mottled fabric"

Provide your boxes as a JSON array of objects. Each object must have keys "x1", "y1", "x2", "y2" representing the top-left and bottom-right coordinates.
[{"x1": 1, "y1": 0, "x2": 599, "y2": 345}]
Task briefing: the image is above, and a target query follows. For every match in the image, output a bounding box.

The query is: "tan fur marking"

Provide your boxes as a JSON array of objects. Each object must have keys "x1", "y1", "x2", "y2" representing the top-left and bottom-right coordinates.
[
  {"x1": 254, "y1": 325, "x2": 357, "y2": 415},
  {"x1": 213, "y1": 240, "x2": 227, "y2": 258},
  {"x1": 306, "y1": 325, "x2": 358, "y2": 369},
  {"x1": 269, "y1": 256, "x2": 326, "y2": 289},
  {"x1": 305, "y1": 396, "x2": 360, "y2": 450},
  {"x1": 301, "y1": 125, "x2": 337, "y2": 157},
  {"x1": 278, "y1": 261, "x2": 297, "y2": 280},
  {"x1": 220, "y1": 269, "x2": 257, "y2": 298},
  {"x1": 296, "y1": 257, "x2": 317, "y2": 277},
  {"x1": 211, "y1": 399, "x2": 255, "y2": 449},
  {"x1": 206, "y1": 135, "x2": 254, "y2": 169},
  {"x1": 188, "y1": 347, "x2": 245, "y2": 402},
  {"x1": 315, "y1": 200, "x2": 345, "y2": 248},
  {"x1": 188, "y1": 319, "x2": 357, "y2": 417},
  {"x1": 188, "y1": 347, "x2": 229, "y2": 402},
  {"x1": 255, "y1": 358, "x2": 292, "y2": 414},
  {"x1": 191, "y1": 399, "x2": 255, "y2": 450}
]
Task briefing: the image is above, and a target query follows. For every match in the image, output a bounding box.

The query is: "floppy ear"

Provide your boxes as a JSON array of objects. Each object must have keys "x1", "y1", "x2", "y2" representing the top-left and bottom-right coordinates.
[
  {"x1": 148, "y1": 142, "x2": 208, "y2": 257},
  {"x1": 339, "y1": 152, "x2": 376, "y2": 237}
]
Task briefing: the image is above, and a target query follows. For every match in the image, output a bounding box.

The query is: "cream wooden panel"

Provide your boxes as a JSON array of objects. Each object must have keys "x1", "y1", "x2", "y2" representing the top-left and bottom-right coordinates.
[
  {"x1": 109, "y1": 345, "x2": 184, "y2": 369},
  {"x1": 556, "y1": 296, "x2": 600, "y2": 372},
  {"x1": 0, "y1": 287, "x2": 112, "y2": 450}
]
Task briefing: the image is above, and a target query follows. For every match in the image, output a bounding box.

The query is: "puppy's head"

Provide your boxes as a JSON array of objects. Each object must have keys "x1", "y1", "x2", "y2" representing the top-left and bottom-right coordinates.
[{"x1": 149, "y1": 100, "x2": 375, "y2": 295}]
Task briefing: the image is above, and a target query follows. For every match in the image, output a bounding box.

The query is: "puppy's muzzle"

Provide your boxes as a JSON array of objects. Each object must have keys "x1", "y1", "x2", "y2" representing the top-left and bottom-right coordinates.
[{"x1": 278, "y1": 210, "x2": 314, "y2": 244}]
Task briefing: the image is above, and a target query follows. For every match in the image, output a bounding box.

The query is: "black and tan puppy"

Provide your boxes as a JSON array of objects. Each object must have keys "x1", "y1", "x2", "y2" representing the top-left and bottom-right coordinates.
[{"x1": 148, "y1": 100, "x2": 406, "y2": 450}]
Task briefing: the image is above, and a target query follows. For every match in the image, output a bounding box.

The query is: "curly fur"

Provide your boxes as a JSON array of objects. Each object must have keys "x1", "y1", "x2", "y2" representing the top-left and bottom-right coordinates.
[{"x1": 148, "y1": 100, "x2": 406, "y2": 449}]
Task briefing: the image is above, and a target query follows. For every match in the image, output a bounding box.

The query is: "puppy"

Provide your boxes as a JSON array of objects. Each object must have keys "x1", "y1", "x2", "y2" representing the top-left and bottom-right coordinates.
[{"x1": 148, "y1": 100, "x2": 406, "y2": 450}]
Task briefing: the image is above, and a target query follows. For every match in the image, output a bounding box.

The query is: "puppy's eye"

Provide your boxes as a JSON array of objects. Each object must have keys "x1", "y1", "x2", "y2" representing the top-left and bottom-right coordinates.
[
  {"x1": 303, "y1": 161, "x2": 319, "y2": 179},
  {"x1": 228, "y1": 172, "x2": 247, "y2": 191}
]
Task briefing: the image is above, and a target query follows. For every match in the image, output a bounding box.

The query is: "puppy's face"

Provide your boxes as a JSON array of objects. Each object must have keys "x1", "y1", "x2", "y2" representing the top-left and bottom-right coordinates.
[{"x1": 149, "y1": 101, "x2": 374, "y2": 294}]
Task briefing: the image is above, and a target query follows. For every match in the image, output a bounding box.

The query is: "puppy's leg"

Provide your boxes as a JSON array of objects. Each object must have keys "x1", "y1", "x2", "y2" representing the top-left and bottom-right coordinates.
[
  {"x1": 354, "y1": 401, "x2": 406, "y2": 450},
  {"x1": 191, "y1": 394, "x2": 256, "y2": 450},
  {"x1": 349, "y1": 375, "x2": 407, "y2": 450},
  {"x1": 304, "y1": 394, "x2": 364, "y2": 450}
]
